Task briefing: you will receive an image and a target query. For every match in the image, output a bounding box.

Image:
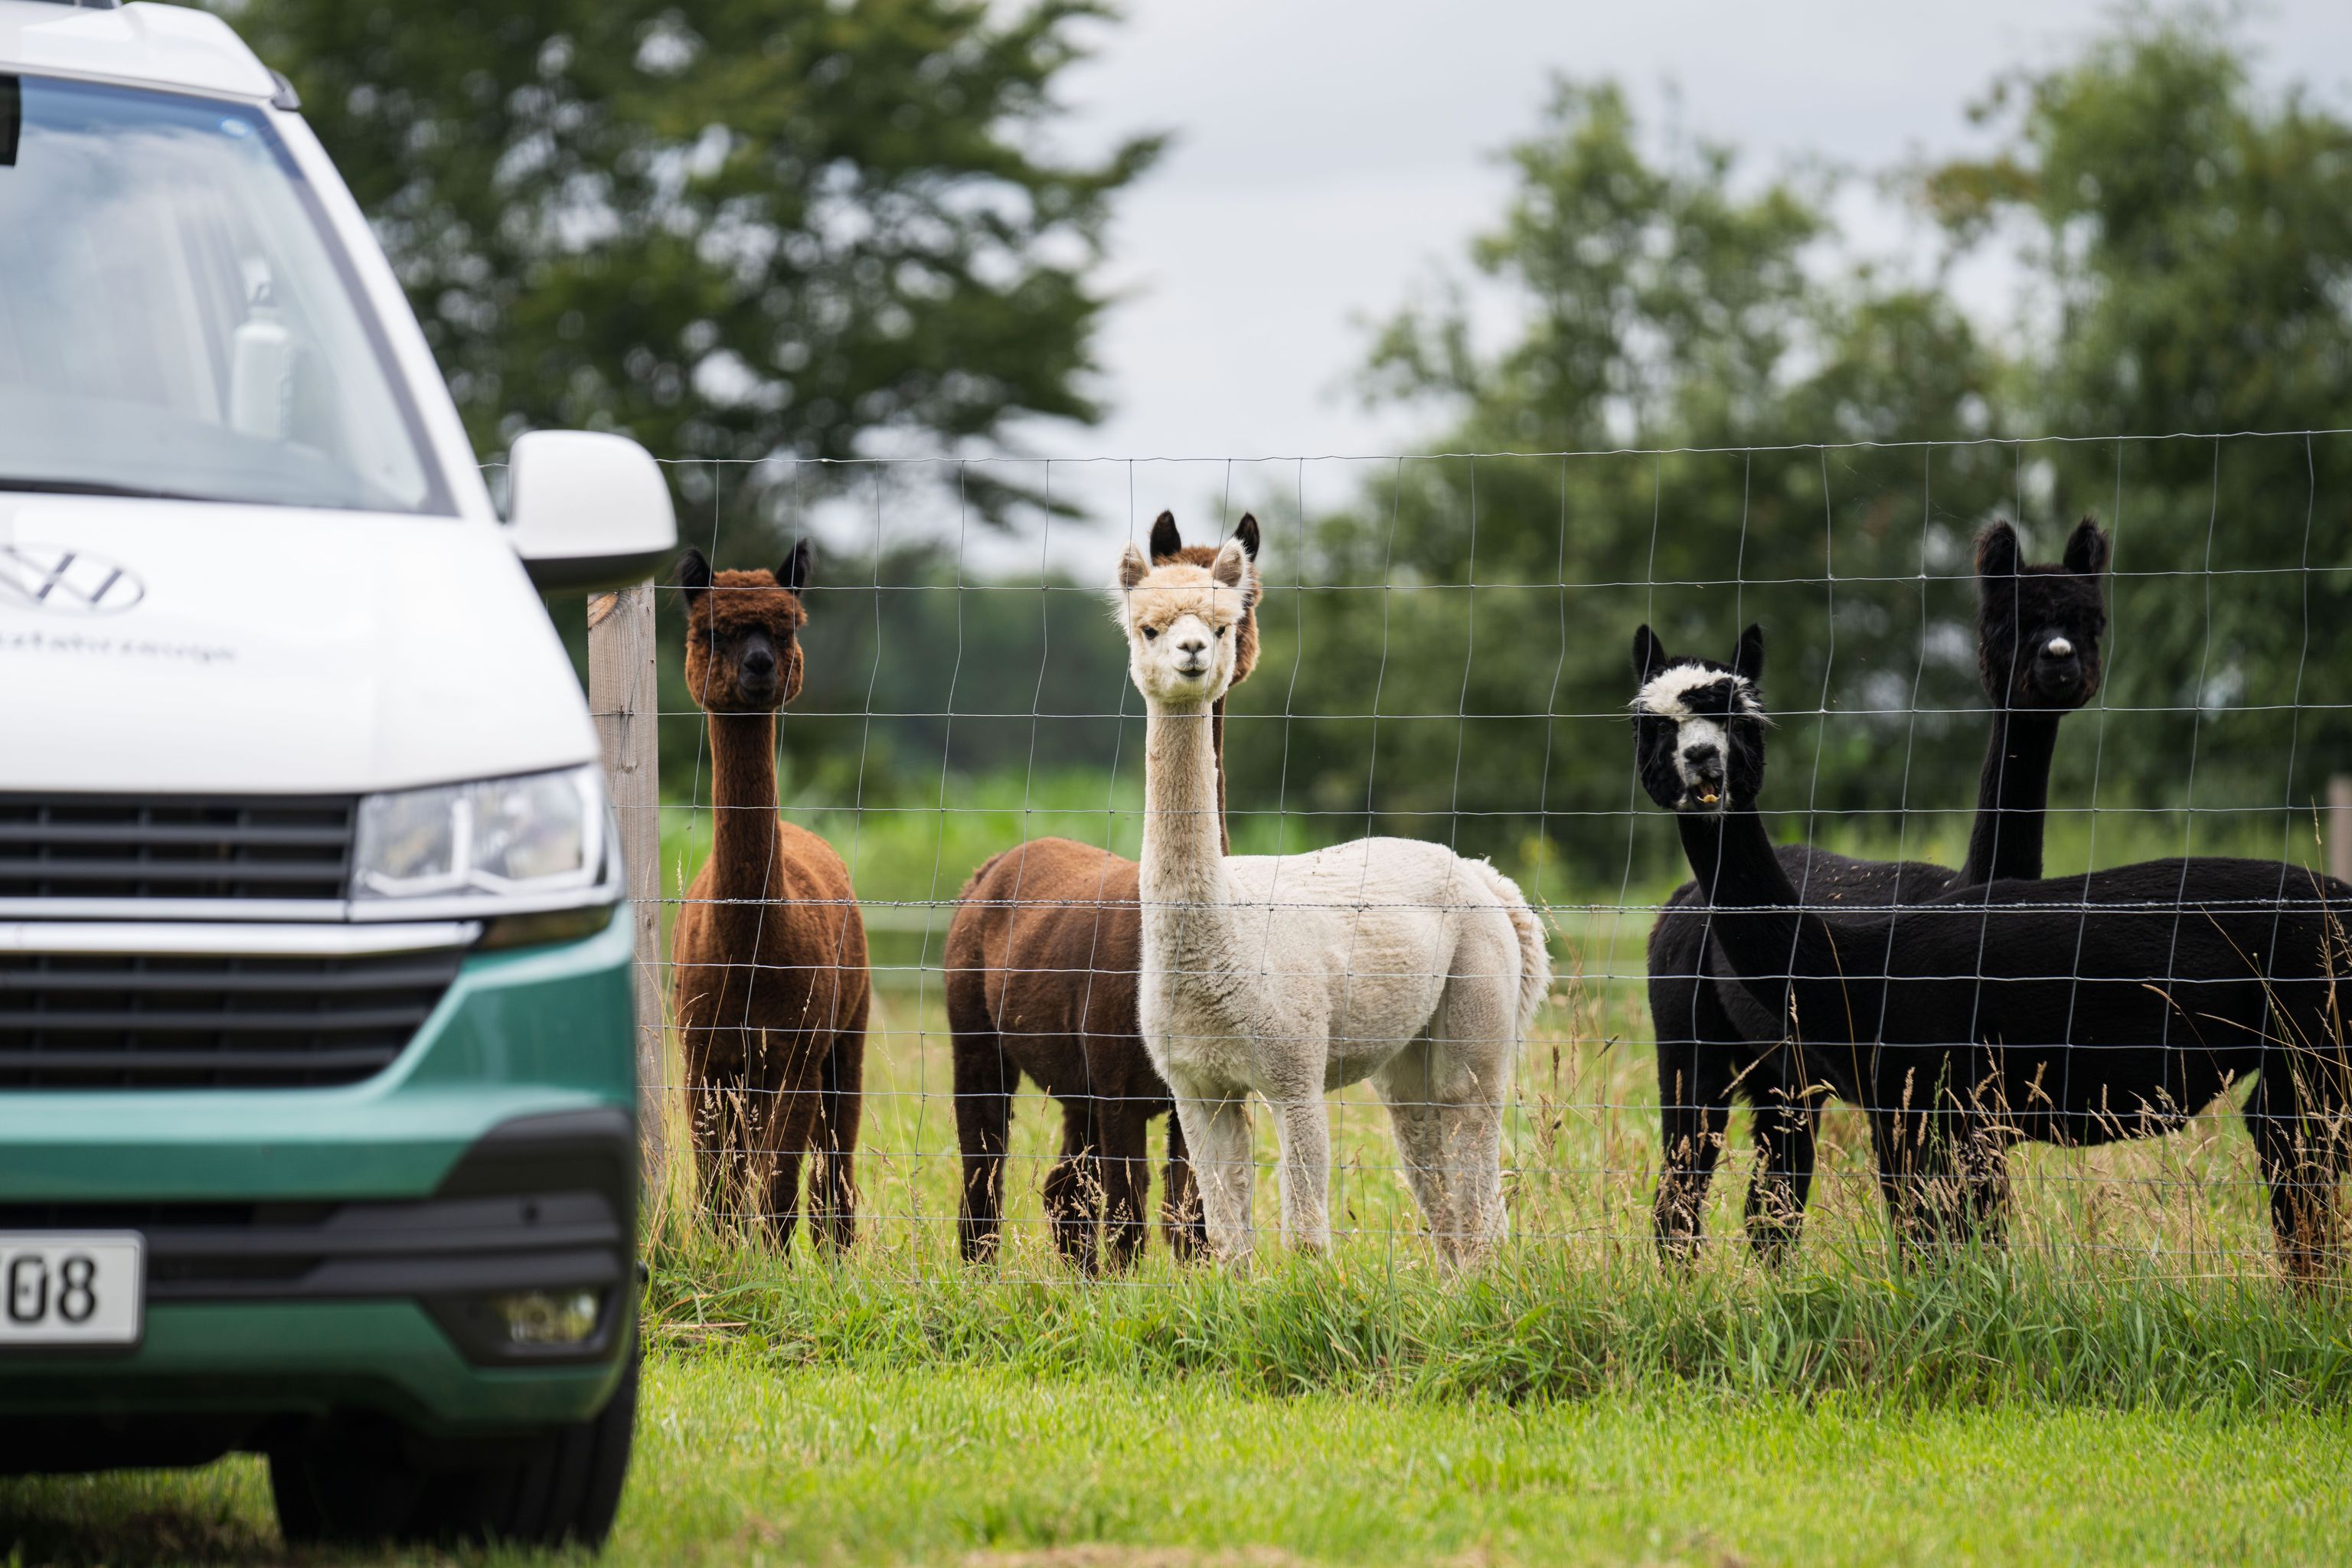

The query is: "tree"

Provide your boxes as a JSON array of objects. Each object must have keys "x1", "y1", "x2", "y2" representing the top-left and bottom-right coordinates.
[
  {"x1": 1225, "y1": 81, "x2": 2008, "y2": 887},
  {"x1": 1925, "y1": 11, "x2": 2352, "y2": 832},
  {"x1": 218, "y1": 0, "x2": 1159, "y2": 533}
]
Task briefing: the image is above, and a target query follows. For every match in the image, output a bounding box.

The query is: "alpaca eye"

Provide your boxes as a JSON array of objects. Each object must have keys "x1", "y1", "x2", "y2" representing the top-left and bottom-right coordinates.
[
  {"x1": 1214, "y1": 626, "x2": 1227, "y2": 639},
  {"x1": 1143, "y1": 626, "x2": 1159, "y2": 641}
]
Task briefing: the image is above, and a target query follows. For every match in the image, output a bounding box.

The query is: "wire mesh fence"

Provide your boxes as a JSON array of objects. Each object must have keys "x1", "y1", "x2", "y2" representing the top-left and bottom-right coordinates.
[{"x1": 604, "y1": 430, "x2": 2352, "y2": 1285}]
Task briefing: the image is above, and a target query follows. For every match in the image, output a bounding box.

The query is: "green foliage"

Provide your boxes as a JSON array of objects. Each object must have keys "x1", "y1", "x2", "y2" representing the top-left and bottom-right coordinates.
[
  {"x1": 1364, "y1": 81, "x2": 1828, "y2": 449},
  {"x1": 1222, "y1": 18, "x2": 2352, "y2": 880},
  {"x1": 650, "y1": 537, "x2": 1142, "y2": 808},
  {"x1": 1227, "y1": 83, "x2": 2014, "y2": 881},
  {"x1": 1925, "y1": 8, "x2": 2352, "y2": 810},
  {"x1": 218, "y1": 0, "x2": 1159, "y2": 531}
]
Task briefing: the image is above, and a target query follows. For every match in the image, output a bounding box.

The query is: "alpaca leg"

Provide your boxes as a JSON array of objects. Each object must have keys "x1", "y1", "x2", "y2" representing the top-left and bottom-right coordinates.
[
  {"x1": 755, "y1": 1031, "x2": 827, "y2": 1256},
  {"x1": 1863, "y1": 1089, "x2": 1955, "y2": 1260},
  {"x1": 1868, "y1": 1054, "x2": 1969, "y2": 1259},
  {"x1": 1429, "y1": 1093, "x2": 1508, "y2": 1266},
  {"x1": 2247, "y1": 1069, "x2": 2342, "y2": 1285},
  {"x1": 1952, "y1": 1042, "x2": 2014, "y2": 1249},
  {"x1": 1159, "y1": 1106, "x2": 1206, "y2": 1262},
  {"x1": 1922, "y1": 1061, "x2": 1991, "y2": 1251},
  {"x1": 948, "y1": 998, "x2": 1015, "y2": 1264},
  {"x1": 1957, "y1": 1124, "x2": 2015, "y2": 1248},
  {"x1": 1041, "y1": 1096, "x2": 1103, "y2": 1274},
  {"x1": 1168, "y1": 1073, "x2": 1254, "y2": 1260},
  {"x1": 1374, "y1": 1044, "x2": 1453, "y2": 1251},
  {"x1": 687, "y1": 1067, "x2": 750, "y2": 1233},
  {"x1": 1866, "y1": 1107, "x2": 1924, "y2": 1258},
  {"x1": 1097, "y1": 1096, "x2": 1152, "y2": 1271},
  {"x1": 1420, "y1": 975, "x2": 1519, "y2": 1265},
  {"x1": 812, "y1": 991, "x2": 868, "y2": 1253},
  {"x1": 684, "y1": 1025, "x2": 753, "y2": 1232},
  {"x1": 1271, "y1": 1091, "x2": 1332, "y2": 1253},
  {"x1": 1743, "y1": 1053, "x2": 1819, "y2": 1264},
  {"x1": 1653, "y1": 1000, "x2": 1738, "y2": 1265}
]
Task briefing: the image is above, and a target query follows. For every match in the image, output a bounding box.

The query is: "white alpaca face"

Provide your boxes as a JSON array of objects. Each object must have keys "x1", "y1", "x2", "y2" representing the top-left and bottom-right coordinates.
[{"x1": 1109, "y1": 538, "x2": 1253, "y2": 706}]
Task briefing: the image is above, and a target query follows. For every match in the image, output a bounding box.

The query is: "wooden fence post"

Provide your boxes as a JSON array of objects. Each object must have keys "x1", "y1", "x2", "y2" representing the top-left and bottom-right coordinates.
[
  {"x1": 2331, "y1": 776, "x2": 2352, "y2": 888},
  {"x1": 590, "y1": 582, "x2": 668, "y2": 1194}
]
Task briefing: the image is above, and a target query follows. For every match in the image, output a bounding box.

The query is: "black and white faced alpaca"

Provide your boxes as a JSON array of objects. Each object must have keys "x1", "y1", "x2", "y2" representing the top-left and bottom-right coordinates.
[
  {"x1": 1645, "y1": 520, "x2": 2110, "y2": 1263},
  {"x1": 1632, "y1": 622, "x2": 2352, "y2": 1284}
]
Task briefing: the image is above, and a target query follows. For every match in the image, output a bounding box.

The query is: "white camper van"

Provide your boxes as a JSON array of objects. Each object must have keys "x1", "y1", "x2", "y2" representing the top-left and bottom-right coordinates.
[{"x1": 0, "y1": 0, "x2": 670, "y2": 1549}]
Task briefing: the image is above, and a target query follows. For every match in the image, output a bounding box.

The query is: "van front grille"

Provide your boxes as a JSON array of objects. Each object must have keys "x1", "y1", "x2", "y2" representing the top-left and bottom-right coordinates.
[
  {"x1": 0, "y1": 795, "x2": 355, "y2": 905},
  {"x1": 0, "y1": 949, "x2": 462, "y2": 1089}
]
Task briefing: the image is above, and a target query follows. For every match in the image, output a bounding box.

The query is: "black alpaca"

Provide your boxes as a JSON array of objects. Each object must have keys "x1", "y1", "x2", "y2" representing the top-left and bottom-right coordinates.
[
  {"x1": 1648, "y1": 519, "x2": 2109, "y2": 1260},
  {"x1": 1632, "y1": 622, "x2": 2352, "y2": 1282}
]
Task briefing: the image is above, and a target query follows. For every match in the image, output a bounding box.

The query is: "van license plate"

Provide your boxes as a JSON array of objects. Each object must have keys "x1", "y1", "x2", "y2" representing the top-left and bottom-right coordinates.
[{"x1": 0, "y1": 1234, "x2": 143, "y2": 1346}]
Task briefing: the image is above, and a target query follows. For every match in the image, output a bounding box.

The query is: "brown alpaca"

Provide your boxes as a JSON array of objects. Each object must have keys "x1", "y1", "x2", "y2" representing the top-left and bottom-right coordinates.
[
  {"x1": 944, "y1": 511, "x2": 1261, "y2": 1271},
  {"x1": 671, "y1": 542, "x2": 871, "y2": 1251}
]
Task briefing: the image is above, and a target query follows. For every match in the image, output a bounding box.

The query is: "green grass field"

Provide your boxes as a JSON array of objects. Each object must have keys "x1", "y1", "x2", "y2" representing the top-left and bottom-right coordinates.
[
  {"x1": 5, "y1": 793, "x2": 2347, "y2": 1564},
  {"x1": 11, "y1": 1351, "x2": 2352, "y2": 1566}
]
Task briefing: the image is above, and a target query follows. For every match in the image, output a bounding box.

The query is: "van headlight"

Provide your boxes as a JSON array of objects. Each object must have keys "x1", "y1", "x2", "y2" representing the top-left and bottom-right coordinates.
[{"x1": 351, "y1": 764, "x2": 617, "y2": 939}]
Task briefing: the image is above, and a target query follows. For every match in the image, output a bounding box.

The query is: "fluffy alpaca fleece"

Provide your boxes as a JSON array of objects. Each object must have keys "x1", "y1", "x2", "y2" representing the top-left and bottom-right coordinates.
[
  {"x1": 1632, "y1": 622, "x2": 2352, "y2": 1282},
  {"x1": 1116, "y1": 538, "x2": 1551, "y2": 1265},
  {"x1": 1647, "y1": 518, "x2": 2111, "y2": 1262},
  {"x1": 671, "y1": 543, "x2": 871, "y2": 1252},
  {"x1": 942, "y1": 511, "x2": 1261, "y2": 1272}
]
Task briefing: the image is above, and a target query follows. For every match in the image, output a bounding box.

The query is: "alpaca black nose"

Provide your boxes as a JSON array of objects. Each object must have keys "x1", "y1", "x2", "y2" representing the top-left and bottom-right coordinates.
[
  {"x1": 1682, "y1": 742, "x2": 1720, "y2": 769},
  {"x1": 742, "y1": 647, "x2": 777, "y2": 679}
]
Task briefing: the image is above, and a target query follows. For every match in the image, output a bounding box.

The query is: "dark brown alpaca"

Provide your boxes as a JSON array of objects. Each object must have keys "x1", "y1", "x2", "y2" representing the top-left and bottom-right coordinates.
[
  {"x1": 944, "y1": 511, "x2": 1261, "y2": 1271},
  {"x1": 671, "y1": 542, "x2": 871, "y2": 1251}
]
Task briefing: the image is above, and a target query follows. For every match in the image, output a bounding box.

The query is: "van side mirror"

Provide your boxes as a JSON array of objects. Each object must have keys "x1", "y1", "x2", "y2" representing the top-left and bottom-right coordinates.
[{"x1": 504, "y1": 431, "x2": 678, "y2": 592}]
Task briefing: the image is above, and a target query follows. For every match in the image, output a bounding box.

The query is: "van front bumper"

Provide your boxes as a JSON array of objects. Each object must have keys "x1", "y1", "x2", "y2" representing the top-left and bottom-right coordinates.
[{"x1": 0, "y1": 910, "x2": 639, "y2": 1447}]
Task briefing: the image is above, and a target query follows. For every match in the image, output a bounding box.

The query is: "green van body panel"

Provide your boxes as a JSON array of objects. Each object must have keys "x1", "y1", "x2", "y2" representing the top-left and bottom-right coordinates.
[
  {"x1": 1, "y1": 1301, "x2": 635, "y2": 1435},
  {"x1": 0, "y1": 910, "x2": 640, "y2": 1431}
]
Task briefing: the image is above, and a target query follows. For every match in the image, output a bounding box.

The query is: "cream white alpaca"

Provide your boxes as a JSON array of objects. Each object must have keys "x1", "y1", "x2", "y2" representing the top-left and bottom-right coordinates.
[{"x1": 1112, "y1": 534, "x2": 1550, "y2": 1264}]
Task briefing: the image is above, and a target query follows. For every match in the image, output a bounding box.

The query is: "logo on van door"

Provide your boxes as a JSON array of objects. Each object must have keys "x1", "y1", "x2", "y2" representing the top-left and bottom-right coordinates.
[{"x1": 0, "y1": 546, "x2": 145, "y2": 616}]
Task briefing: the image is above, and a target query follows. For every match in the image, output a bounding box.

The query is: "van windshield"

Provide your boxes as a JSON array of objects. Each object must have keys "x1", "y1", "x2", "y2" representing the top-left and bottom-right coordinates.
[{"x1": 0, "y1": 75, "x2": 446, "y2": 514}]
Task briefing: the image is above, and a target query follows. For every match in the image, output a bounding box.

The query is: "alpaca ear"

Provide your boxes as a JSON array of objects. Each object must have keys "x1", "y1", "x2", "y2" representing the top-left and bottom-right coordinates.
[
  {"x1": 675, "y1": 547, "x2": 713, "y2": 608},
  {"x1": 1632, "y1": 625, "x2": 1668, "y2": 683},
  {"x1": 1975, "y1": 521, "x2": 2020, "y2": 580},
  {"x1": 1733, "y1": 623, "x2": 1766, "y2": 686},
  {"x1": 1148, "y1": 510, "x2": 1182, "y2": 562},
  {"x1": 779, "y1": 538, "x2": 814, "y2": 594},
  {"x1": 1209, "y1": 537, "x2": 1252, "y2": 596},
  {"x1": 2063, "y1": 517, "x2": 2109, "y2": 577},
  {"x1": 1233, "y1": 513, "x2": 1262, "y2": 560},
  {"x1": 1116, "y1": 541, "x2": 1151, "y2": 593}
]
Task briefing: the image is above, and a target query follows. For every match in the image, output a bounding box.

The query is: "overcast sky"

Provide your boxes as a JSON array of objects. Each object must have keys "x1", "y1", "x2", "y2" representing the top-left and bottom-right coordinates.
[
  {"x1": 838, "y1": 3, "x2": 2352, "y2": 569},
  {"x1": 1028, "y1": 0, "x2": 2352, "y2": 466}
]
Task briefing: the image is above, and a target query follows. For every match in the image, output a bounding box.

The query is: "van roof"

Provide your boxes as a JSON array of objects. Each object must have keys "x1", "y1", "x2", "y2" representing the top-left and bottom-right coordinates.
[{"x1": 0, "y1": 1, "x2": 277, "y2": 103}]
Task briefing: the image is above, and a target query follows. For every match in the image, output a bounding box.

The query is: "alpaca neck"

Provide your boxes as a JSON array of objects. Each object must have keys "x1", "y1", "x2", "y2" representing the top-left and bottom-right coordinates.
[
  {"x1": 705, "y1": 710, "x2": 782, "y2": 896},
  {"x1": 1140, "y1": 697, "x2": 1235, "y2": 953},
  {"x1": 1210, "y1": 697, "x2": 1232, "y2": 857},
  {"x1": 1676, "y1": 807, "x2": 1852, "y2": 1035},
  {"x1": 1961, "y1": 707, "x2": 2060, "y2": 887},
  {"x1": 1676, "y1": 807, "x2": 1805, "y2": 956}
]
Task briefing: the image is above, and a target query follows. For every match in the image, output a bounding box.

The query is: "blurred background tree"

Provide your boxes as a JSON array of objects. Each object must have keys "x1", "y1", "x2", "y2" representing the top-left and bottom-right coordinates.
[
  {"x1": 211, "y1": 2, "x2": 2352, "y2": 894},
  {"x1": 1220, "y1": 81, "x2": 2011, "y2": 887},
  {"x1": 1213, "y1": 13, "x2": 2352, "y2": 888},
  {"x1": 217, "y1": 0, "x2": 1159, "y2": 535},
  {"x1": 1922, "y1": 10, "x2": 2352, "y2": 846}
]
